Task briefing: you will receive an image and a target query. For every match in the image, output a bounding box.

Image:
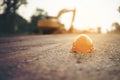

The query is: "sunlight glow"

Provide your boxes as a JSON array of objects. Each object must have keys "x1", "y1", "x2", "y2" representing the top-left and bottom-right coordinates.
[{"x1": 18, "y1": 0, "x2": 120, "y2": 33}]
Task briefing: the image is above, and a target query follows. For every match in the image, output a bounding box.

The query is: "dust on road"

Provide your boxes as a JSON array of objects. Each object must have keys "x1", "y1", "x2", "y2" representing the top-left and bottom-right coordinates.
[{"x1": 0, "y1": 34, "x2": 120, "y2": 80}]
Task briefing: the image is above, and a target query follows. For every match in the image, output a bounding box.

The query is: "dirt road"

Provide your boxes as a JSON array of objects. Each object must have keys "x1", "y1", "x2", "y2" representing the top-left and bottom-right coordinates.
[{"x1": 0, "y1": 34, "x2": 120, "y2": 80}]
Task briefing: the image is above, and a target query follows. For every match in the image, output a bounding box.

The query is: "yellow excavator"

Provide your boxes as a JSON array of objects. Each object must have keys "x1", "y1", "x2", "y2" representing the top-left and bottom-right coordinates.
[{"x1": 37, "y1": 8, "x2": 76, "y2": 34}]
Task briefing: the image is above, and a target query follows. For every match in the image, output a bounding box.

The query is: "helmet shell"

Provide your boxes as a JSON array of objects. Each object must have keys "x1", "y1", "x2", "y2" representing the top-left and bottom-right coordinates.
[{"x1": 72, "y1": 34, "x2": 94, "y2": 53}]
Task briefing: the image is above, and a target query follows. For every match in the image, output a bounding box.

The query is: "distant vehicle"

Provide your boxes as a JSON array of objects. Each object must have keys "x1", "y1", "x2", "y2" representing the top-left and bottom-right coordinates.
[{"x1": 37, "y1": 8, "x2": 76, "y2": 34}]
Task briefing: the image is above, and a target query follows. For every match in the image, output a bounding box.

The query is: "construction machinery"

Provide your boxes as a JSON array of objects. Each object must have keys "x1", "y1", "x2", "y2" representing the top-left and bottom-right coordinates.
[{"x1": 37, "y1": 8, "x2": 76, "y2": 34}]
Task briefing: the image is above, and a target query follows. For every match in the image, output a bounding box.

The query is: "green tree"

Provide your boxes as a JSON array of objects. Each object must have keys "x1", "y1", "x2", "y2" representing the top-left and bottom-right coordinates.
[
  {"x1": 112, "y1": 22, "x2": 120, "y2": 32},
  {"x1": 1, "y1": 0, "x2": 27, "y2": 14},
  {"x1": 30, "y1": 8, "x2": 48, "y2": 34},
  {"x1": 0, "y1": 0, "x2": 27, "y2": 34}
]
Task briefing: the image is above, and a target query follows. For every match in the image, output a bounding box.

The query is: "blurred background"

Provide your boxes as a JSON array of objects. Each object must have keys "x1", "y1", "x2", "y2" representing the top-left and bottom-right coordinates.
[{"x1": 0, "y1": 0, "x2": 120, "y2": 36}]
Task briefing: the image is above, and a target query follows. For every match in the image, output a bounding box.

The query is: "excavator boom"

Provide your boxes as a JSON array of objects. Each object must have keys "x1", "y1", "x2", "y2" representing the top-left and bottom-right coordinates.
[{"x1": 56, "y1": 8, "x2": 76, "y2": 21}]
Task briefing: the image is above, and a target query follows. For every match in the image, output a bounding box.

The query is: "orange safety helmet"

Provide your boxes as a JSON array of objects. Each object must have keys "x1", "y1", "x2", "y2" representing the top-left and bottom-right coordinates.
[{"x1": 72, "y1": 34, "x2": 94, "y2": 53}]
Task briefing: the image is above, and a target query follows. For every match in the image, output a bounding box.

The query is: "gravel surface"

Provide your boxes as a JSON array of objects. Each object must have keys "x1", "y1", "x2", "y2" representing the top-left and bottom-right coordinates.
[{"x1": 0, "y1": 34, "x2": 120, "y2": 80}]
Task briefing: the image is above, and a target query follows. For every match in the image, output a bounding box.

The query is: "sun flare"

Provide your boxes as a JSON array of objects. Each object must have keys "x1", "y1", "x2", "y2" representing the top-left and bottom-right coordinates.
[
  {"x1": 58, "y1": 0, "x2": 120, "y2": 33},
  {"x1": 18, "y1": 0, "x2": 120, "y2": 33}
]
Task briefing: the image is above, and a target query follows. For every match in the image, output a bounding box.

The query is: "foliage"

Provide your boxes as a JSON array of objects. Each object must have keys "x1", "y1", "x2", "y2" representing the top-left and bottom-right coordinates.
[
  {"x1": 0, "y1": 0, "x2": 27, "y2": 34},
  {"x1": 30, "y1": 8, "x2": 48, "y2": 34},
  {"x1": 112, "y1": 22, "x2": 120, "y2": 32},
  {"x1": 1, "y1": 0, "x2": 27, "y2": 14}
]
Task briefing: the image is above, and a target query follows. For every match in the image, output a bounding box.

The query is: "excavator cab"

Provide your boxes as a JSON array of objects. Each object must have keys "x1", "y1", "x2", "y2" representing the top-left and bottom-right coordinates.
[{"x1": 37, "y1": 8, "x2": 76, "y2": 34}]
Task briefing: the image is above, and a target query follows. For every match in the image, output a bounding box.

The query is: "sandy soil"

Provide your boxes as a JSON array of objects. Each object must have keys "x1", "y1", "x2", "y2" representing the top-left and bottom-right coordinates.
[{"x1": 0, "y1": 34, "x2": 120, "y2": 80}]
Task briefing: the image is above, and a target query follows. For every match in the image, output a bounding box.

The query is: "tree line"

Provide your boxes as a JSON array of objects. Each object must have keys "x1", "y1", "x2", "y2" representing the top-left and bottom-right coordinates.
[
  {"x1": 0, "y1": 0, "x2": 48, "y2": 35},
  {"x1": 0, "y1": 0, "x2": 120, "y2": 35}
]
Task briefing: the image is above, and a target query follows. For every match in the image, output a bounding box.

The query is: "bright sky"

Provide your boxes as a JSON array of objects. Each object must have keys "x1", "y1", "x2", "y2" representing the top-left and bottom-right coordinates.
[{"x1": 18, "y1": 0, "x2": 120, "y2": 33}]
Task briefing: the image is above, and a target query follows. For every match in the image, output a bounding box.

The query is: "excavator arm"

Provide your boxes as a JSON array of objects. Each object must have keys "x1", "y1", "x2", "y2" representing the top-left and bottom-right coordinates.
[
  {"x1": 56, "y1": 8, "x2": 76, "y2": 33},
  {"x1": 56, "y1": 8, "x2": 76, "y2": 24}
]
